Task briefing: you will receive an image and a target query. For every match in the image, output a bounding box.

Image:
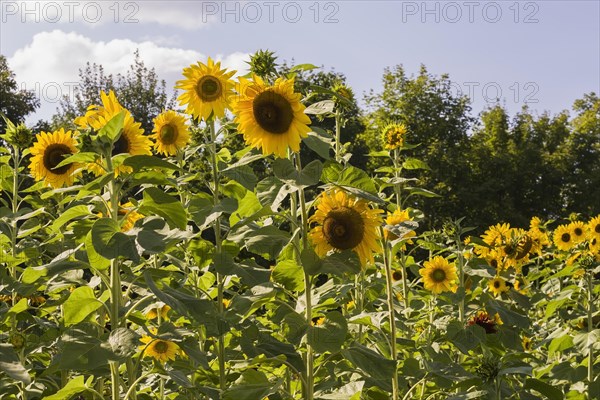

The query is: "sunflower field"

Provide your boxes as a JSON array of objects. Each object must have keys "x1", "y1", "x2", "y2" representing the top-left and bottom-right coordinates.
[{"x1": 1, "y1": 54, "x2": 599, "y2": 400}]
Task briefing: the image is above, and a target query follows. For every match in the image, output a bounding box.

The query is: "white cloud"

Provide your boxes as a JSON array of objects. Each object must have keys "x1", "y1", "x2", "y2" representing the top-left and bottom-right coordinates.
[{"x1": 7, "y1": 30, "x2": 249, "y2": 121}]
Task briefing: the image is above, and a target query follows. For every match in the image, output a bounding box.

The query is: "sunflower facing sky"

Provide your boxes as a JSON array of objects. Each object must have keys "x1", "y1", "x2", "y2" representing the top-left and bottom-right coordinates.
[
  {"x1": 553, "y1": 224, "x2": 574, "y2": 251},
  {"x1": 176, "y1": 57, "x2": 236, "y2": 121},
  {"x1": 232, "y1": 75, "x2": 311, "y2": 158},
  {"x1": 29, "y1": 128, "x2": 80, "y2": 188},
  {"x1": 75, "y1": 90, "x2": 152, "y2": 176},
  {"x1": 488, "y1": 276, "x2": 509, "y2": 296},
  {"x1": 419, "y1": 256, "x2": 458, "y2": 294},
  {"x1": 151, "y1": 110, "x2": 190, "y2": 155},
  {"x1": 382, "y1": 122, "x2": 408, "y2": 150},
  {"x1": 568, "y1": 221, "x2": 586, "y2": 244},
  {"x1": 309, "y1": 189, "x2": 383, "y2": 266}
]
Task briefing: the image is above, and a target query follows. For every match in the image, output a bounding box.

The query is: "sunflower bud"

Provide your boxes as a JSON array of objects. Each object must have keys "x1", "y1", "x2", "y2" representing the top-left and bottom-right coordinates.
[
  {"x1": 9, "y1": 332, "x2": 26, "y2": 350},
  {"x1": 247, "y1": 49, "x2": 278, "y2": 79}
]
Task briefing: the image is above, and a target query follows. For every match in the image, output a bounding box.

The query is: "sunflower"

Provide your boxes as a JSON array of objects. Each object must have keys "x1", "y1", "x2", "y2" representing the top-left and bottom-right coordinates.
[
  {"x1": 308, "y1": 189, "x2": 383, "y2": 266},
  {"x1": 588, "y1": 215, "x2": 600, "y2": 241},
  {"x1": 488, "y1": 276, "x2": 508, "y2": 296},
  {"x1": 232, "y1": 75, "x2": 311, "y2": 158},
  {"x1": 522, "y1": 336, "x2": 532, "y2": 351},
  {"x1": 482, "y1": 223, "x2": 511, "y2": 247},
  {"x1": 119, "y1": 202, "x2": 144, "y2": 231},
  {"x1": 311, "y1": 316, "x2": 326, "y2": 326},
  {"x1": 139, "y1": 331, "x2": 183, "y2": 363},
  {"x1": 514, "y1": 275, "x2": 529, "y2": 294},
  {"x1": 29, "y1": 128, "x2": 80, "y2": 188},
  {"x1": 176, "y1": 57, "x2": 236, "y2": 120},
  {"x1": 419, "y1": 256, "x2": 458, "y2": 294},
  {"x1": 76, "y1": 90, "x2": 151, "y2": 176},
  {"x1": 145, "y1": 304, "x2": 171, "y2": 320},
  {"x1": 382, "y1": 122, "x2": 408, "y2": 150},
  {"x1": 467, "y1": 311, "x2": 502, "y2": 334},
  {"x1": 568, "y1": 221, "x2": 586, "y2": 244},
  {"x1": 384, "y1": 208, "x2": 416, "y2": 243},
  {"x1": 151, "y1": 110, "x2": 190, "y2": 155},
  {"x1": 553, "y1": 224, "x2": 574, "y2": 251},
  {"x1": 391, "y1": 269, "x2": 403, "y2": 282}
]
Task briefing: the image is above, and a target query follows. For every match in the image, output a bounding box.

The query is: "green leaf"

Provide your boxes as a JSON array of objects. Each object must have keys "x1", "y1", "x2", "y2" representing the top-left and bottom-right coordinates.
[
  {"x1": 322, "y1": 161, "x2": 377, "y2": 194},
  {"x1": 54, "y1": 152, "x2": 98, "y2": 169},
  {"x1": 98, "y1": 110, "x2": 125, "y2": 142},
  {"x1": 245, "y1": 226, "x2": 291, "y2": 260},
  {"x1": 573, "y1": 329, "x2": 600, "y2": 354},
  {"x1": 405, "y1": 187, "x2": 440, "y2": 198},
  {"x1": 342, "y1": 345, "x2": 396, "y2": 387},
  {"x1": 51, "y1": 205, "x2": 92, "y2": 232},
  {"x1": 271, "y1": 260, "x2": 305, "y2": 292},
  {"x1": 304, "y1": 100, "x2": 335, "y2": 115},
  {"x1": 21, "y1": 260, "x2": 88, "y2": 284},
  {"x1": 273, "y1": 158, "x2": 322, "y2": 188},
  {"x1": 402, "y1": 158, "x2": 430, "y2": 170},
  {"x1": 321, "y1": 250, "x2": 361, "y2": 276},
  {"x1": 140, "y1": 187, "x2": 187, "y2": 230},
  {"x1": 304, "y1": 129, "x2": 333, "y2": 159},
  {"x1": 289, "y1": 63, "x2": 319, "y2": 72},
  {"x1": 91, "y1": 218, "x2": 139, "y2": 262},
  {"x1": 63, "y1": 286, "x2": 104, "y2": 326},
  {"x1": 548, "y1": 334, "x2": 574, "y2": 354},
  {"x1": 85, "y1": 230, "x2": 110, "y2": 270},
  {"x1": 0, "y1": 344, "x2": 31, "y2": 384},
  {"x1": 300, "y1": 247, "x2": 323, "y2": 275},
  {"x1": 43, "y1": 375, "x2": 89, "y2": 400},
  {"x1": 524, "y1": 378, "x2": 564, "y2": 400},
  {"x1": 108, "y1": 328, "x2": 138, "y2": 361},
  {"x1": 223, "y1": 164, "x2": 258, "y2": 191},
  {"x1": 308, "y1": 311, "x2": 348, "y2": 353},
  {"x1": 123, "y1": 155, "x2": 179, "y2": 172}
]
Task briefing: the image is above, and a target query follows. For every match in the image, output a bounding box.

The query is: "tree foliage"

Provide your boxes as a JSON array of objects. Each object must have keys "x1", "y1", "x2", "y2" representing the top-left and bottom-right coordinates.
[{"x1": 0, "y1": 55, "x2": 39, "y2": 133}]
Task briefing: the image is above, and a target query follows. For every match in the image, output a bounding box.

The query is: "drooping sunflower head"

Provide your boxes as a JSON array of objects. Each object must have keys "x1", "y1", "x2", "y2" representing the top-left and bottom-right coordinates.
[
  {"x1": 331, "y1": 81, "x2": 355, "y2": 105},
  {"x1": 588, "y1": 215, "x2": 600, "y2": 241},
  {"x1": 232, "y1": 75, "x2": 311, "y2": 158},
  {"x1": 151, "y1": 110, "x2": 190, "y2": 155},
  {"x1": 384, "y1": 208, "x2": 416, "y2": 243},
  {"x1": 29, "y1": 128, "x2": 80, "y2": 188},
  {"x1": 382, "y1": 122, "x2": 408, "y2": 150},
  {"x1": 568, "y1": 221, "x2": 587, "y2": 243},
  {"x1": 176, "y1": 57, "x2": 236, "y2": 121},
  {"x1": 553, "y1": 224, "x2": 574, "y2": 251},
  {"x1": 308, "y1": 189, "x2": 383, "y2": 266},
  {"x1": 419, "y1": 256, "x2": 458, "y2": 294},
  {"x1": 139, "y1": 330, "x2": 183, "y2": 363},
  {"x1": 488, "y1": 276, "x2": 508, "y2": 296}
]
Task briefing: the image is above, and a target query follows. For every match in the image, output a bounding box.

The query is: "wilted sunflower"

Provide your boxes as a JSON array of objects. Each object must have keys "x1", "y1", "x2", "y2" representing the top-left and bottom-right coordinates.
[
  {"x1": 151, "y1": 110, "x2": 190, "y2": 155},
  {"x1": 308, "y1": 189, "x2": 383, "y2": 266},
  {"x1": 232, "y1": 75, "x2": 311, "y2": 158},
  {"x1": 139, "y1": 331, "x2": 183, "y2": 363},
  {"x1": 488, "y1": 276, "x2": 508, "y2": 296},
  {"x1": 553, "y1": 224, "x2": 574, "y2": 251},
  {"x1": 419, "y1": 256, "x2": 458, "y2": 294},
  {"x1": 588, "y1": 215, "x2": 600, "y2": 241},
  {"x1": 382, "y1": 122, "x2": 408, "y2": 150},
  {"x1": 29, "y1": 128, "x2": 80, "y2": 188},
  {"x1": 176, "y1": 57, "x2": 236, "y2": 120},
  {"x1": 76, "y1": 91, "x2": 151, "y2": 176},
  {"x1": 468, "y1": 311, "x2": 502, "y2": 334},
  {"x1": 569, "y1": 221, "x2": 587, "y2": 244}
]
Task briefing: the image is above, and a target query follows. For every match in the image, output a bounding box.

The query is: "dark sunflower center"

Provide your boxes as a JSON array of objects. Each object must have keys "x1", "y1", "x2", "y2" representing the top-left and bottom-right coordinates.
[
  {"x1": 490, "y1": 259, "x2": 498, "y2": 268},
  {"x1": 574, "y1": 228, "x2": 583, "y2": 236},
  {"x1": 595, "y1": 224, "x2": 600, "y2": 234},
  {"x1": 253, "y1": 90, "x2": 294, "y2": 134},
  {"x1": 561, "y1": 233, "x2": 571, "y2": 243},
  {"x1": 153, "y1": 340, "x2": 169, "y2": 354},
  {"x1": 322, "y1": 207, "x2": 365, "y2": 250},
  {"x1": 160, "y1": 124, "x2": 178, "y2": 145},
  {"x1": 112, "y1": 132, "x2": 130, "y2": 155},
  {"x1": 494, "y1": 280, "x2": 501, "y2": 289},
  {"x1": 196, "y1": 76, "x2": 222, "y2": 101},
  {"x1": 431, "y1": 268, "x2": 446, "y2": 283},
  {"x1": 392, "y1": 271, "x2": 402, "y2": 281},
  {"x1": 43, "y1": 144, "x2": 72, "y2": 175}
]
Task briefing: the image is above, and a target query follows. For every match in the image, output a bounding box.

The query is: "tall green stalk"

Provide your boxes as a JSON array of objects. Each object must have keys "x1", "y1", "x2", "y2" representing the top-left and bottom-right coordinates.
[
  {"x1": 383, "y1": 240, "x2": 399, "y2": 400},
  {"x1": 587, "y1": 272, "x2": 594, "y2": 397},
  {"x1": 208, "y1": 120, "x2": 227, "y2": 392}
]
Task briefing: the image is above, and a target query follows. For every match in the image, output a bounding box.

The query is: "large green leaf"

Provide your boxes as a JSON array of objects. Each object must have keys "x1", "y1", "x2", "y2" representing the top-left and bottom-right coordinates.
[
  {"x1": 342, "y1": 345, "x2": 395, "y2": 389},
  {"x1": 524, "y1": 378, "x2": 564, "y2": 400},
  {"x1": 273, "y1": 158, "x2": 322, "y2": 188},
  {"x1": 123, "y1": 154, "x2": 179, "y2": 171},
  {"x1": 50, "y1": 205, "x2": 92, "y2": 232},
  {"x1": 0, "y1": 343, "x2": 30, "y2": 384},
  {"x1": 91, "y1": 218, "x2": 139, "y2": 262},
  {"x1": 308, "y1": 311, "x2": 348, "y2": 353},
  {"x1": 304, "y1": 129, "x2": 333, "y2": 159},
  {"x1": 63, "y1": 286, "x2": 104, "y2": 326},
  {"x1": 98, "y1": 111, "x2": 125, "y2": 142},
  {"x1": 21, "y1": 260, "x2": 88, "y2": 284},
  {"x1": 140, "y1": 187, "x2": 187, "y2": 230},
  {"x1": 43, "y1": 375, "x2": 90, "y2": 400},
  {"x1": 271, "y1": 259, "x2": 305, "y2": 292},
  {"x1": 223, "y1": 164, "x2": 258, "y2": 191}
]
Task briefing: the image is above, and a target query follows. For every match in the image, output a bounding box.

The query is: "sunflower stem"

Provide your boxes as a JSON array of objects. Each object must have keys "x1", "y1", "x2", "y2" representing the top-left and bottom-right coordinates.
[
  {"x1": 456, "y1": 233, "x2": 465, "y2": 325},
  {"x1": 383, "y1": 241, "x2": 399, "y2": 400},
  {"x1": 293, "y1": 151, "x2": 314, "y2": 400},
  {"x1": 208, "y1": 119, "x2": 227, "y2": 392},
  {"x1": 335, "y1": 109, "x2": 342, "y2": 163},
  {"x1": 10, "y1": 146, "x2": 20, "y2": 305},
  {"x1": 392, "y1": 149, "x2": 402, "y2": 208},
  {"x1": 587, "y1": 271, "x2": 594, "y2": 396},
  {"x1": 400, "y1": 252, "x2": 409, "y2": 310}
]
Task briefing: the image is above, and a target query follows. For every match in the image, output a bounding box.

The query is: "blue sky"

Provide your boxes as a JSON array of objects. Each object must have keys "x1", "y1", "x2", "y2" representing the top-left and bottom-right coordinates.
[{"x1": 1, "y1": 0, "x2": 598, "y2": 123}]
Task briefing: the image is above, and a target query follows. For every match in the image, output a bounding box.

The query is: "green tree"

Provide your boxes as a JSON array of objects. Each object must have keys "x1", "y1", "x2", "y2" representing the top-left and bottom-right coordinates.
[
  {"x1": 53, "y1": 50, "x2": 175, "y2": 133},
  {"x1": 0, "y1": 54, "x2": 39, "y2": 133}
]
